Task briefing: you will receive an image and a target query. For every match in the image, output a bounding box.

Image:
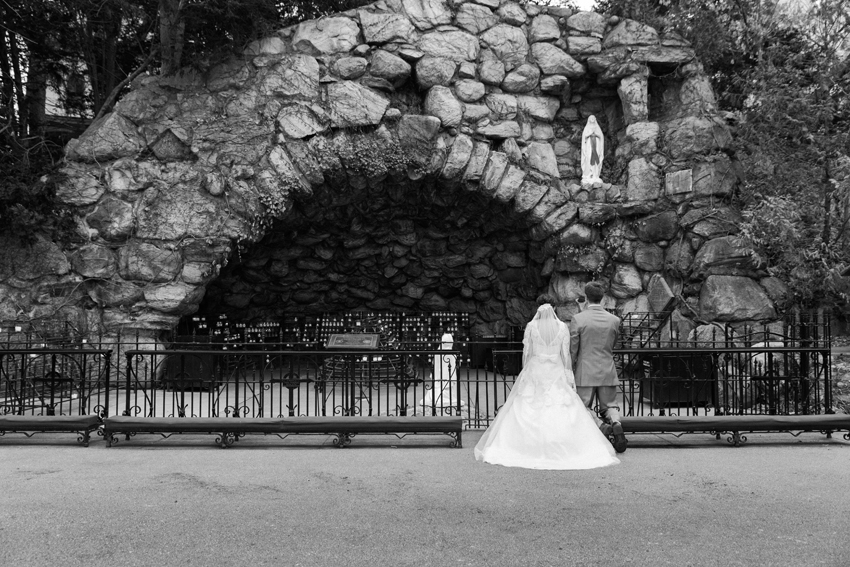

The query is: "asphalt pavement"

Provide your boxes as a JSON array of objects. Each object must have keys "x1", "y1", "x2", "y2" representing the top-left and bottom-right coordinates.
[{"x1": 1, "y1": 430, "x2": 849, "y2": 567}]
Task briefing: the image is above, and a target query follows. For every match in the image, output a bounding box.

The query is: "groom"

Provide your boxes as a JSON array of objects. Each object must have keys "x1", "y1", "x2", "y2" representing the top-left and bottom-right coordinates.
[{"x1": 570, "y1": 281, "x2": 627, "y2": 453}]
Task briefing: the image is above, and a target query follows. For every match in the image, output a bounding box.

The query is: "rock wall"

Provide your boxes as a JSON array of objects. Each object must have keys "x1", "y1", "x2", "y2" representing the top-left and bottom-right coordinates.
[{"x1": 0, "y1": 0, "x2": 788, "y2": 339}]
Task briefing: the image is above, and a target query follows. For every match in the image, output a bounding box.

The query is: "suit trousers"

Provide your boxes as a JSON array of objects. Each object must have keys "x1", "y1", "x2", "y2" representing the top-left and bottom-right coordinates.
[{"x1": 576, "y1": 386, "x2": 621, "y2": 424}]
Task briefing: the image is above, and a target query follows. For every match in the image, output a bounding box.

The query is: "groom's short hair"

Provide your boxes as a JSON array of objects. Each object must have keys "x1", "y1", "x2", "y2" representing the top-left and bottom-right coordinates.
[{"x1": 584, "y1": 281, "x2": 606, "y2": 303}]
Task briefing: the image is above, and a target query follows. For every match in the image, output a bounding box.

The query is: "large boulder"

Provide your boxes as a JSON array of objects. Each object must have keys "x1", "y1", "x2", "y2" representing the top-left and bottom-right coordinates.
[
  {"x1": 424, "y1": 86, "x2": 463, "y2": 127},
  {"x1": 418, "y1": 30, "x2": 480, "y2": 61},
  {"x1": 618, "y1": 74, "x2": 648, "y2": 125},
  {"x1": 530, "y1": 15, "x2": 560, "y2": 43},
  {"x1": 415, "y1": 57, "x2": 457, "y2": 89},
  {"x1": 646, "y1": 273, "x2": 674, "y2": 313},
  {"x1": 65, "y1": 113, "x2": 144, "y2": 162},
  {"x1": 143, "y1": 282, "x2": 205, "y2": 314},
  {"x1": 370, "y1": 50, "x2": 412, "y2": 84},
  {"x1": 118, "y1": 242, "x2": 182, "y2": 283},
  {"x1": 664, "y1": 240, "x2": 695, "y2": 278},
  {"x1": 455, "y1": 3, "x2": 498, "y2": 34},
  {"x1": 633, "y1": 242, "x2": 664, "y2": 271},
  {"x1": 360, "y1": 10, "x2": 417, "y2": 43},
  {"x1": 0, "y1": 236, "x2": 70, "y2": 282},
  {"x1": 692, "y1": 236, "x2": 760, "y2": 279},
  {"x1": 481, "y1": 24, "x2": 529, "y2": 71},
  {"x1": 555, "y1": 245, "x2": 607, "y2": 273},
  {"x1": 698, "y1": 275, "x2": 777, "y2": 321},
  {"x1": 531, "y1": 43, "x2": 585, "y2": 77},
  {"x1": 70, "y1": 245, "x2": 118, "y2": 279},
  {"x1": 603, "y1": 20, "x2": 659, "y2": 49},
  {"x1": 625, "y1": 158, "x2": 661, "y2": 201},
  {"x1": 548, "y1": 272, "x2": 591, "y2": 304},
  {"x1": 327, "y1": 81, "x2": 389, "y2": 127},
  {"x1": 86, "y1": 197, "x2": 135, "y2": 240},
  {"x1": 403, "y1": 0, "x2": 452, "y2": 30},
  {"x1": 662, "y1": 116, "x2": 732, "y2": 159},
  {"x1": 610, "y1": 263, "x2": 643, "y2": 298},
  {"x1": 257, "y1": 55, "x2": 320, "y2": 98},
  {"x1": 633, "y1": 211, "x2": 678, "y2": 242},
  {"x1": 55, "y1": 163, "x2": 105, "y2": 206},
  {"x1": 136, "y1": 185, "x2": 226, "y2": 241}
]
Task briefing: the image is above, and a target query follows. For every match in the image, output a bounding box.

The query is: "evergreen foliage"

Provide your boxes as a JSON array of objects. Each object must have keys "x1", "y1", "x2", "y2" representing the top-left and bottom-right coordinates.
[{"x1": 601, "y1": 0, "x2": 850, "y2": 314}]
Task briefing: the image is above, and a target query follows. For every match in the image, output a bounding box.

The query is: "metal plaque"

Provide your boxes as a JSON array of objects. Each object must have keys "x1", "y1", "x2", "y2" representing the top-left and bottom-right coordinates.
[{"x1": 325, "y1": 333, "x2": 381, "y2": 349}]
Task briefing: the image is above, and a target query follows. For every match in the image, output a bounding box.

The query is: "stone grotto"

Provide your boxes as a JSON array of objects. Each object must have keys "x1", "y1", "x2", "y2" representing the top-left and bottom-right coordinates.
[{"x1": 0, "y1": 0, "x2": 790, "y2": 342}]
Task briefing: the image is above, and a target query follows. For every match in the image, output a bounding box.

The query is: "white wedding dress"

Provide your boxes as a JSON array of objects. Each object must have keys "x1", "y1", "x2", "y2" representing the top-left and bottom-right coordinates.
[{"x1": 474, "y1": 305, "x2": 619, "y2": 470}]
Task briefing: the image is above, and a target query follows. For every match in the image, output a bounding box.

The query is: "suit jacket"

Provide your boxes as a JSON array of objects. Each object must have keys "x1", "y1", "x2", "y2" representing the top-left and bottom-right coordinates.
[{"x1": 569, "y1": 305, "x2": 620, "y2": 387}]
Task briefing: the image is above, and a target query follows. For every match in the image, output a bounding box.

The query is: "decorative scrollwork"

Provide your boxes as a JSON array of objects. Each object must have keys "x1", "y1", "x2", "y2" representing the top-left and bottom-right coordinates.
[
  {"x1": 76, "y1": 431, "x2": 90, "y2": 447},
  {"x1": 215, "y1": 432, "x2": 237, "y2": 448},
  {"x1": 844, "y1": 432, "x2": 849, "y2": 441},
  {"x1": 332, "y1": 432, "x2": 354, "y2": 447},
  {"x1": 224, "y1": 405, "x2": 251, "y2": 418},
  {"x1": 726, "y1": 432, "x2": 747, "y2": 446},
  {"x1": 334, "y1": 404, "x2": 362, "y2": 417},
  {"x1": 280, "y1": 373, "x2": 306, "y2": 390}
]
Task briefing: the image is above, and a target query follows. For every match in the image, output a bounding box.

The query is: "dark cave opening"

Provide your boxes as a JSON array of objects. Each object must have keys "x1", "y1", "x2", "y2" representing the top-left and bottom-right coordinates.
[{"x1": 191, "y1": 175, "x2": 551, "y2": 339}]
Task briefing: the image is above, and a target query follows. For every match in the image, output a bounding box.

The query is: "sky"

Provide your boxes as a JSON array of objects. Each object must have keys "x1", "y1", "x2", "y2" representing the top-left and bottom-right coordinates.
[{"x1": 572, "y1": 0, "x2": 598, "y2": 10}]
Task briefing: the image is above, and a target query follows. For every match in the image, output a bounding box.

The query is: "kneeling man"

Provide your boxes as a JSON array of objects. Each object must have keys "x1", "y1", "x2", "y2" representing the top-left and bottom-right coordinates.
[{"x1": 570, "y1": 281, "x2": 627, "y2": 453}]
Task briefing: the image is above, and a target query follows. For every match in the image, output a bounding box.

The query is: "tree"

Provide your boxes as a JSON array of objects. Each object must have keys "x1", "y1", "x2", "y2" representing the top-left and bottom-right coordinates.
[
  {"x1": 721, "y1": 1, "x2": 850, "y2": 312},
  {"x1": 0, "y1": 0, "x2": 380, "y2": 240},
  {"x1": 600, "y1": 0, "x2": 850, "y2": 314}
]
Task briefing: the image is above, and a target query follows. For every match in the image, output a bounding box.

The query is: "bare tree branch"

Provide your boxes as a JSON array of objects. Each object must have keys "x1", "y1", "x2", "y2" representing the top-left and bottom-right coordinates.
[{"x1": 93, "y1": 46, "x2": 159, "y2": 122}]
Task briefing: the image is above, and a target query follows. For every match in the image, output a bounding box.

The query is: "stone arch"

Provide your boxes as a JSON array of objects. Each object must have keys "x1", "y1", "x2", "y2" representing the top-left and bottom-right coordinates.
[{"x1": 7, "y1": 1, "x2": 782, "y2": 338}]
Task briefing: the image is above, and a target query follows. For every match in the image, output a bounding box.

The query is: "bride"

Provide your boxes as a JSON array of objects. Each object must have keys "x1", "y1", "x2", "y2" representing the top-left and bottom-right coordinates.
[{"x1": 474, "y1": 304, "x2": 619, "y2": 470}]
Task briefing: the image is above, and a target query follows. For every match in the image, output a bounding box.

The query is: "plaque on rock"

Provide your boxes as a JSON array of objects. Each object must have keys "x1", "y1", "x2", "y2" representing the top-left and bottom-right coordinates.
[
  {"x1": 326, "y1": 333, "x2": 380, "y2": 349},
  {"x1": 647, "y1": 273, "x2": 675, "y2": 314},
  {"x1": 665, "y1": 169, "x2": 693, "y2": 196}
]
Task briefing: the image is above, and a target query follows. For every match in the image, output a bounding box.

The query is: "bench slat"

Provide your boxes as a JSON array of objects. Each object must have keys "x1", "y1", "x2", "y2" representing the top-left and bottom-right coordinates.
[
  {"x1": 0, "y1": 415, "x2": 101, "y2": 430},
  {"x1": 620, "y1": 415, "x2": 850, "y2": 433},
  {"x1": 102, "y1": 416, "x2": 464, "y2": 448}
]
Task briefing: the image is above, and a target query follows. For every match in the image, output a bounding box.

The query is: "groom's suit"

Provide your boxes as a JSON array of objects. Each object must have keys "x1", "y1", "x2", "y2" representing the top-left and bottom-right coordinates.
[{"x1": 569, "y1": 304, "x2": 621, "y2": 424}]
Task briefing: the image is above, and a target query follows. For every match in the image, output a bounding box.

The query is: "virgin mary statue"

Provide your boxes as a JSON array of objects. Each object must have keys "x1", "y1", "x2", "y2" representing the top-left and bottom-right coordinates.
[{"x1": 581, "y1": 115, "x2": 604, "y2": 185}]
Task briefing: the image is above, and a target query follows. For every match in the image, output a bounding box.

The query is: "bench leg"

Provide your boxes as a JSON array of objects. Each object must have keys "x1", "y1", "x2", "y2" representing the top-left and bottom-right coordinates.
[
  {"x1": 77, "y1": 430, "x2": 91, "y2": 447},
  {"x1": 333, "y1": 433, "x2": 353, "y2": 448},
  {"x1": 104, "y1": 430, "x2": 115, "y2": 447},
  {"x1": 726, "y1": 431, "x2": 747, "y2": 447},
  {"x1": 216, "y1": 432, "x2": 236, "y2": 449},
  {"x1": 449, "y1": 430, "x2": 462, "y2": 448}
]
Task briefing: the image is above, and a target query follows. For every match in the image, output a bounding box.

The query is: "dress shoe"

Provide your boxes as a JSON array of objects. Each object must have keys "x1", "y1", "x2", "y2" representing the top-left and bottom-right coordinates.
[
  {"x1": 611, "y1": 421, "x2": 627, "y2": 453},
  {"x1": 599, "y1": 423, "x2": 613, "y2": 438}
]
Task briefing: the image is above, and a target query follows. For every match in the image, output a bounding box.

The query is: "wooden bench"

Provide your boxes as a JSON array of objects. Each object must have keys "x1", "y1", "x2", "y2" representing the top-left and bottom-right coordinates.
[
  {"x1": 102, "y1": 415, "x2": 463, "y2": 448},
  {"x1": 620, "y1": 414, "x2": 850, "y2": 446},
  {"x1": 0, "y1": 415, "x2": 101, "y2": 446}
]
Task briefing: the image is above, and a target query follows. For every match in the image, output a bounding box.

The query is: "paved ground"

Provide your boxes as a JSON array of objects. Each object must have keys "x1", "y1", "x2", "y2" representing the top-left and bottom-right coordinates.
[{"x1": 1, "y1": 430, "x2": 849, "y2": 567}]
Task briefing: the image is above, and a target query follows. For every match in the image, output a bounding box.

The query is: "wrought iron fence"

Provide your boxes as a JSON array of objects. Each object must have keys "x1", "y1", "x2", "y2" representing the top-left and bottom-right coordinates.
[
  {"x1": 489, "y1": 344, "x2": 832, "y2": 418},
  {"x1": 0, "y1": 348, "x2": 112, "y2": 416},
  {"x1": 618, "y1": 345, "x2": 831, "y2": 416},
  {"x1": 119, "y1": 348, "x2": 471, "y2": 420},
  {"x1": 0, "y1": 313, "x2": 835, "y2": 426}
]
